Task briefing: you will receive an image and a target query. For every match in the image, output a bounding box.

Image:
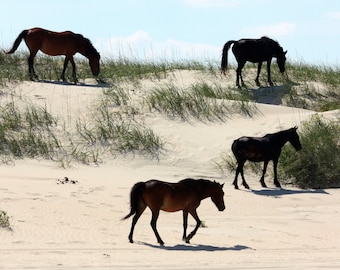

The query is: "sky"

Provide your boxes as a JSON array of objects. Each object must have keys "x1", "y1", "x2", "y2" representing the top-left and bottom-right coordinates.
[{"x1": 1, "y1": 0, "x2": 340, "y2": 66}]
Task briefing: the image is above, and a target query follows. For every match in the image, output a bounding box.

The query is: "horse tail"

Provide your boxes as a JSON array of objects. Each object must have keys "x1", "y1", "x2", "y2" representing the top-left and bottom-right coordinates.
[
  {"x1": 221, "y1": 40, "x2": 236, "y2": 75},
  {"x1": 122, "y1": 181, "x2": 146, "y2": 220},
  {"x1": 4, "y1": 30, "x2": 29, "y2": 54}
]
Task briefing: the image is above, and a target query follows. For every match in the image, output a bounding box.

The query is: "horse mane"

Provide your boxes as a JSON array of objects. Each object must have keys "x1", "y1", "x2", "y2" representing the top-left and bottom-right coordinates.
[
  {"x1": 260, "y1": 36, "x2": 284, "y2": 53},
  {"x1": 264, "y1": 127, "x2": 297, "y2": 138},
  {"x1": 85, "y1": 38, "x2": 98, "y2": 55},
  {"x1": 76, "y1": 33, "x2": 99, "y2": 57},
  {"x1": 180, "y1": 178, "x2": 212, "y2": 185}
]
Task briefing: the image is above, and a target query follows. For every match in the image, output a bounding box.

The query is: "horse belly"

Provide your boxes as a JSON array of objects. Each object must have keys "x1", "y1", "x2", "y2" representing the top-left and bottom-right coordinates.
[
  {"x1": 40, "y1": 42, "x2": 67, "y2": 56},
  {"x1": 160, "y1": 198, "x2": 184, "y2": 212}
]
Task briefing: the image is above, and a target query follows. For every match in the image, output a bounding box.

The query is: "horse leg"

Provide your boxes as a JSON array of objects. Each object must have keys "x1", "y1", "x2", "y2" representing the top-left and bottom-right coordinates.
[
  {"x1": 273, "y1": 159, "x2": 281, "y2": 188},
  {"x1": 185, "y1": 209, "x2": 201, "y2": 244},
  {"x1": 28, "y1": 53, "x2": 38, "y2": 81},
  {"x1": 233, "y1": 162, "x2": 242, "y2": 189},
  {"x1": 255, "y1": 62, "x2": 262, "y2": 86},
  {"x1": 182, "y1": 210, "x2": 188, "y2": 241},
  {"x1": 239, "y1": 165, "x2": 250, "y2": 189},
  {"x1": 128, "y1": 205, "x2": 146, "y2": 243},
  {"x1": 150, "y1": 210, "x2": 164, "y2": 245},
  {"x1": 236, "y1": 62, "x2": 246, "y2": 88},
  {"x1": 69, "y1": 56, "x2": 78, "y2": 84},
  {"x1": 260, "y1": 160, "x2": 269, "y2": 188},
  {"x1": 267, "y1": 59, "x2": 273, "y2": 86},
  {"x1": 61, "y1": 58, "x2": 69, "y2": 82}
]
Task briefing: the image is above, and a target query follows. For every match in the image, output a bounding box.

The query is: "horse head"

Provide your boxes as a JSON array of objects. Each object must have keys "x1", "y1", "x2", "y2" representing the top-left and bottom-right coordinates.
[
  {"x1": 289, "y1": 126, "x2": 302, "y2": 151},
  {"x1": 89, "y1": 51, "x2": 100, "y2": 77},
  {"x1": 277, "y1": 49, "x2": 287, "y2": 73},
  {"x1": 211, "y1": 181, "x2": 225, "y2": 211}
]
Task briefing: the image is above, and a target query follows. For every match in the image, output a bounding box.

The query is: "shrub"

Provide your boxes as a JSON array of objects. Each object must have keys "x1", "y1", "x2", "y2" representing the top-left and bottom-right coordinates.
[
  {"x1": 0, "y1": 210, "x2": 11, "y2": 230},
  {"x1": 278, "y1": 114, "x2": 340, "y2": 188}
]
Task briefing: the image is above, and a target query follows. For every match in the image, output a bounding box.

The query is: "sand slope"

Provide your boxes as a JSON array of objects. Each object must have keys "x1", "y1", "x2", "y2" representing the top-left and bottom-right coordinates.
[{"x1": 0, "y1": 74, "x2": 339, "y2": 269}]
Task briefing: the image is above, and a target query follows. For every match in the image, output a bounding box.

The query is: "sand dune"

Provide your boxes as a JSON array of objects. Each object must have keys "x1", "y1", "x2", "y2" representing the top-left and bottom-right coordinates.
[{"x1": 0, "y1": 73, "x2": 339, "y2": 269}]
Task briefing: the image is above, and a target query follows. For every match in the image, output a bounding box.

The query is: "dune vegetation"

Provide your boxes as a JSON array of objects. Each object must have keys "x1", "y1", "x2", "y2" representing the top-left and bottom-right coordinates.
[{"x1": 0, "y1": 51, "x2": 339, "y2": 188}]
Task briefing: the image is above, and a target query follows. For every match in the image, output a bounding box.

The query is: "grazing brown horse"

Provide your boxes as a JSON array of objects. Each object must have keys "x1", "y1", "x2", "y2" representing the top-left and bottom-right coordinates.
[
  {"x1": 4, "y1": 27, "x2": 100, "y2": 83},
  {"x1": 221, "y1": 36, "x2": 287, "y2": 87},
  {"x1": 231, "y1": 127, "x2": 301, "y2": 189},
  {"x1": 123, "y1": 178, "x2": 225, "y2": 246}
]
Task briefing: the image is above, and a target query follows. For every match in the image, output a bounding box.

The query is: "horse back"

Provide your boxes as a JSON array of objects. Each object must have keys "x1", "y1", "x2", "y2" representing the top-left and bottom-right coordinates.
[
  {"x1": 232, "y1": 38, "x2": 275, "y2": 63},
  {"x1": 25, "y1": 27, "x2": 82, "y2": 56},
  {"x1": 232, "y1": 136, "x2": 273, "y2": 162},
  {"x1": 143, "y1": 180, "x2": 196, "y2": 212}
]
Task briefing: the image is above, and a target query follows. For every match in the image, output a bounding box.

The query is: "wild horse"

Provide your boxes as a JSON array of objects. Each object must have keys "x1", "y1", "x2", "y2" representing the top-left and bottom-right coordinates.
[
  {"x1": 221, "y1": 36, "x2": 287, "y2": 87},
  {"x1": 231, "y1": 127, "x2": 301, "y2": 189},
  {"x1": 123, "y1": 178, "x2": 225, "y2": 245},
  {"x1": 4, "y1": 27, "x2": 101, "y2": 83}
]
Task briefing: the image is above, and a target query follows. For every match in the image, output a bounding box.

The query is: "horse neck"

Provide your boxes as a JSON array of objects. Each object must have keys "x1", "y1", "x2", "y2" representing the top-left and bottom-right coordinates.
[
  {"x1": 270, "y1": 130, "x2": 291, "y2": 147},
  {"x1": 78, "y1": 38, "x2": 96, "y2": 59},
  {"x1": 196, "y1": 181, "x2": 215, "y2": 200}
]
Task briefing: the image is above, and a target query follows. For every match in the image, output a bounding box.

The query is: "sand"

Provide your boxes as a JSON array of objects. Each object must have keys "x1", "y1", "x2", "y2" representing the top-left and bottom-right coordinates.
[{"x1": 0, "y1": 72, "x2": 339, "y2": 269}]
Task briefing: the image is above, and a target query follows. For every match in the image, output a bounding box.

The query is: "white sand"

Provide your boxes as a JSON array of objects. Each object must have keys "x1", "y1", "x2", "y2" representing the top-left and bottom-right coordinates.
[{"x1": 0, "y1": 73, "x2": 339, "y2": 269}]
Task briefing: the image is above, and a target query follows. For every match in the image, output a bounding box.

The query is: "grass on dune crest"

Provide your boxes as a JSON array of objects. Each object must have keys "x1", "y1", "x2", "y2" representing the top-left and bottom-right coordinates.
[{"x1": 0, "y1": 51, "x2": 339, "y2": 189}]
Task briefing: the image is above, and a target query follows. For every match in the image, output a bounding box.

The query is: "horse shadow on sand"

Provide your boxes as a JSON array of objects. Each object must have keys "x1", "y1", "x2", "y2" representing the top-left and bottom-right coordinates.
[
  {"x1": 139, "y1": 242, "x2": 252, "y2": 252},
  {"x1": 250, "y1": 187, "x2": 329, "y2": 198},
  {"x1": 250, "y1": 81, "x2": 300, "y2": 105},
  {"x1": 36, "y1": 79, "x2": 111, "y2": 88}
]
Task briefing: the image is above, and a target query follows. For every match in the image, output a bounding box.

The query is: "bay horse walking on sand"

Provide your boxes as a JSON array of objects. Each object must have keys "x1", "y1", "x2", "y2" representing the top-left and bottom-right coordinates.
[
  {"x1": 221, "y1": 36, "x2": 287, "y2": 87},
  {"x1": 123, "y1": 178, "x2": 225, "y2": 246},
  {"x1": 4, "y1": 27, "x2": 100, "y2": 83},
  {"x1": 231, "y1": 127, "x2": 301, "y2": 189}
]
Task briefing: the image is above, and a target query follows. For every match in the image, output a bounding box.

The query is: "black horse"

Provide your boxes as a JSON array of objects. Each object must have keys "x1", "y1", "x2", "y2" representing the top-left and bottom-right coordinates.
[
  {"x1": 221, "y1": 36, "x2": 287, "y2": 87},
  {"x1": 231, "y1": 127, "x2": 301, "y2": 189}
]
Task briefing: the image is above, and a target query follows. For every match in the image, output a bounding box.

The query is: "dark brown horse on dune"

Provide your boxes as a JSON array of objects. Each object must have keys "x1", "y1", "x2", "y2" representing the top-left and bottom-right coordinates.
[
  {"x1": 123, "y1": 178, "x2": 225, "y2": 246},
  {"x1": 4, "y1": 27, "x2": 101, "y2": 83},
  {"x1": 221, "y1": 36, "x2": 287, "y2": 87},
  {"x1": 231, "y1": 127, "x2": 302, "y2": 190}
]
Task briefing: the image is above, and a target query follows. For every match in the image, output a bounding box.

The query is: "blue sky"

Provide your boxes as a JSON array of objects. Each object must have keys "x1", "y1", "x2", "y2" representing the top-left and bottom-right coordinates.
[{"x1": 1, "y1": 0, "x2": 340, "y2": 65}]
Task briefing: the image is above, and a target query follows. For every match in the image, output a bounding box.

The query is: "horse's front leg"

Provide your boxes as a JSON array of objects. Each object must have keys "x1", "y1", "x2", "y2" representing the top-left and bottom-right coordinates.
[
  {"x1": 260, "y1": 160, "x2": 269, "y2": 188},
  {"x1": 150, "y1": 210, "x2": 164, "y2": 245},
  {"x1": 273, "y1": 159, "x2": 281, "y2": 188},
  {"x1": 70, "y1": 57, "x2": 78, "y2": 84},
  {"x1": 267, "y1": 59, "x2": 273, "y2": 86},
  {"x1": 182, "y1": 210, "x2": 188, "y2": 241},
  {"x1": 185, "y1": 210, "x2": 201, "y2": 244},
  {"x1": 255, "y1": 62, "x2": 262, "y2": 86}
]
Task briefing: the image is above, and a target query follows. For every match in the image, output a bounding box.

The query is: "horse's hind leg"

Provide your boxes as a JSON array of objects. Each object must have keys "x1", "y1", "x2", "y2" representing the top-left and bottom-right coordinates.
[
  {"x1": 61, "y1": 58, "x2": 69, "y2": 82},
  {"x1": 128, "y1": 205, "x2": 146, "y2": 243},
  {"x1": 28, "y1": 54, "x2": 38, "y2": 81},
  {"x1": 150, "y1": 210, "x2": 164, "y2": 245},
  {"x1": 233, "y1": 161, "x2": 249, "y2": 189},
  {"x1": 240, "y1": 167, "x2": 249, "y2": 189},
  {"x1": 236, "y1": 66, "x2": 246, "y2": 88}
]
